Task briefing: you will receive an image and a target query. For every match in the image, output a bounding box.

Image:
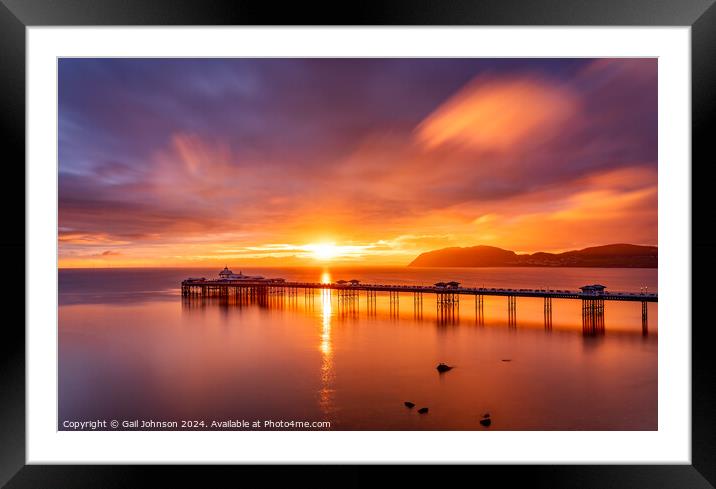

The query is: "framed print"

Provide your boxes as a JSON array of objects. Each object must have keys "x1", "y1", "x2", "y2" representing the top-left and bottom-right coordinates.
[{"x1": 2, "y1": 0, "x2": 714, "y2": 487}]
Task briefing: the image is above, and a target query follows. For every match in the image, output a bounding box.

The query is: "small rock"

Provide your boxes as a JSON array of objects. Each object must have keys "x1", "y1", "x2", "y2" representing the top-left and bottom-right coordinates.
[
  {"x1": 501, "y1": 359, "x2": 511, "y2": 362},
  {"x1": 479, "y1": 417, "x2": 492, "y2": 427},
  {"x1": 404, "y1": 401, "x2": 415, "y2": 408},
  {"x1": 418, "y1": 407, "x2": 429, "y2": 414},
  {"x1": 483, "y1": 413, "x2": 491, "y2": 418},
  {"x1": 436, "y1": 363, "x2": 453, "y2": 372}
]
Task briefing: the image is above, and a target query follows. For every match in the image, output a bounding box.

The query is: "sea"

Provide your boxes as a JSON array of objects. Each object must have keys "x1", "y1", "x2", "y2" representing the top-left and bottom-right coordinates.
[{"x1": 58, "y1": 266, "x2": 657, "y2": 430}]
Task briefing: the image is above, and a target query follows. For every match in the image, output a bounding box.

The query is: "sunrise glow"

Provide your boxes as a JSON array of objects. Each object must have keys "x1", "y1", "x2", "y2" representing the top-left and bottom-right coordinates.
[
  {"x1": 58, "y1": 58, "x2": 657, "y2": 268},
  {"x1": 304, "y1": 243, "x2": 342, "y2": 261}
]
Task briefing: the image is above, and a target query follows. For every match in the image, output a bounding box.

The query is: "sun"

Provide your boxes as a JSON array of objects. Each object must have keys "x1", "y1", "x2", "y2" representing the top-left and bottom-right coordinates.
[{"x1": 305, "y1": 243, "x2": 341, "y2": 261}]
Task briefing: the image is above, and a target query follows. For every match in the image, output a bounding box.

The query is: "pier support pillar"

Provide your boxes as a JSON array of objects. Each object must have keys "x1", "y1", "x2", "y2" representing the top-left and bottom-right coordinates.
[
  {"x1": 582, "y1": 298, "x2": 605, "y2": 335},
  {"x1": 388, "y1": 290, "x2": 400, "y2": 317},
  {"x1": 437, "y1": 292, "x2": 459, "y2": 325},
  {"x1": 544, "y1": 297, "x2": 553, "y2": 330},
  {"x1": 413, "y1": 292, "x2": 423, "y2": 319},
  {"x1": 337, "y1": 288, "x2": 358, "y2": 315},
  {"x1": 507, "y1": 295, "x2": 517, "y2": 327},
  {"x1": 304, "y1": 287, "x2": 315, "y2": 308},
  {"x1": 475, "y1": 294, "x2": 484, "y2": 325},
  {"x1": 365, "y1": 290, "x2": 377, "y2": 315}
]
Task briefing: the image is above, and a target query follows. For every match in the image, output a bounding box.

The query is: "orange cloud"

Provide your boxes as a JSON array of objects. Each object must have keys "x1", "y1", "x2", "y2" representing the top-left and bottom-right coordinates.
[{"x1": 415, "y1": 76, "x2": 577, "y2": 151}]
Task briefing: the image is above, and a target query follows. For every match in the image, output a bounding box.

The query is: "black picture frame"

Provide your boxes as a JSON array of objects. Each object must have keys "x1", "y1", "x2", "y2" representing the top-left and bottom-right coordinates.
[{"x1": 1, "y1": 0, "x2": 713, "y2": 487}]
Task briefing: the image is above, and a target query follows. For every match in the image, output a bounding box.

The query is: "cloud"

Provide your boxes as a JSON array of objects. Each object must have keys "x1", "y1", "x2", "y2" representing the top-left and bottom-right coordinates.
[{"x1": 415, "y1": 76, "x2": 578, "y2": 151}]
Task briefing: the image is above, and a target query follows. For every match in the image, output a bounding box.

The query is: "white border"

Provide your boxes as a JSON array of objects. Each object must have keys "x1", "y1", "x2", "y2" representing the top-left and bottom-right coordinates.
[{"x1": 27, "y1": 27, "x2": 691, "y2": 464}]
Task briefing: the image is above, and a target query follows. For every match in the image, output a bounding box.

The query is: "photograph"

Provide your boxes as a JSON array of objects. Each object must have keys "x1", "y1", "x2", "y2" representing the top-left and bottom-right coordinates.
[{"x1": 58, "y1": 57, "x2": 658, "y2": 431}]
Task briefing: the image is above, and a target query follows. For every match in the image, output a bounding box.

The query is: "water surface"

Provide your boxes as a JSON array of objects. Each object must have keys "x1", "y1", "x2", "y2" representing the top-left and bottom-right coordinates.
[{"x1": 59, "y1": 267, "x2": 657, "y2": 430}]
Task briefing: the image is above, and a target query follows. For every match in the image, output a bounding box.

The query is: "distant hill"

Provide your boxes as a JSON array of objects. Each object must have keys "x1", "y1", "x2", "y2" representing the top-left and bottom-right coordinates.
[{"x1": 408, "y1": 244, "x2": 657, "y2": 268}]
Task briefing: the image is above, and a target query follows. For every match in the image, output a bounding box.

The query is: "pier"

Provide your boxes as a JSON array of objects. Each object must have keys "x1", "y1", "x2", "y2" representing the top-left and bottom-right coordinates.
[
  {"x1": 181, "y1": 276, "x2": 657, "y2": 331},
  {"x1": 181, "y1": 278, "x2": 657, "y2": 302}
]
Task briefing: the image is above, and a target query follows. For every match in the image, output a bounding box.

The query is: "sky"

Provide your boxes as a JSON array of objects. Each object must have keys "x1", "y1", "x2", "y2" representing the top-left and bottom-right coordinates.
[{"x1": 58, "y1": 58, "x2": 657, "y2": 268}]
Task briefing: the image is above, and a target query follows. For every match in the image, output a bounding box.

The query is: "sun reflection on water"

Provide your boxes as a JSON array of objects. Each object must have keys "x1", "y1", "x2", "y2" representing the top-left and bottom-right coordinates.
[
  {"x1": 320, "y1": 287, "x2": 332, "y2": 355},
  {"x1": 319, "y1": 270, "x2": 334, "y2": 414}
]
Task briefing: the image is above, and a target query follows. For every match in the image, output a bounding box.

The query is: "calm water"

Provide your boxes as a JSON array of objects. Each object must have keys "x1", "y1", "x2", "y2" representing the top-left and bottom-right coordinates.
[{"x1": 59, "y1": 267, "x2": 657, "y2": 430}]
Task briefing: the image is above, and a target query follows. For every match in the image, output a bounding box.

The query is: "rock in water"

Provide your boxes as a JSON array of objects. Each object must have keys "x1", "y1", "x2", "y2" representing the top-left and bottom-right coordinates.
[
  {"x1": 436, "y1": 363, "x2": 453, "y2": 373},
  {"x1": 480, "y1": 417, "x2": 492, "y2": 427},
  {"x1": 404, "y1": 401, "x2": 415, "y2": 408},
  {"x1": 483, "y1": 413, "x2": 490, "y2": 418},
  {"x1": 418, "y1": 407, "x2": 429, "y2": 414}
]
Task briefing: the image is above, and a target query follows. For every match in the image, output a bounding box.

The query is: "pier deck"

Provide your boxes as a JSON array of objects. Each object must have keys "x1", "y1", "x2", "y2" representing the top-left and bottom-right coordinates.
[{"x1": 181, "y1": 279, "x2": 657, "y2": 302}]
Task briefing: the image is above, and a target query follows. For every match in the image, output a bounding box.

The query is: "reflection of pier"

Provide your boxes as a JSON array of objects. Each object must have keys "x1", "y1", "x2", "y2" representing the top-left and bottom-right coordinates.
[
  {"x1": 181, "y1": 279, "x2": 657, "y2": 331},
  {"x1": 181, "y1": 291, "x2": 275, "y2": 310},
  {"x1": 436, "y1": 304, "x2": 458, "y2": 325}
]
